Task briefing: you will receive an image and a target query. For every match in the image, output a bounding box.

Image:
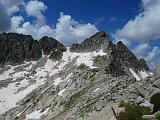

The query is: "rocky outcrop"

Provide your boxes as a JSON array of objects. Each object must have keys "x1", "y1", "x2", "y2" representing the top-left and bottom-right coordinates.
[
  {"x1": 70, "y1": 32, "x2": 149, "y2": 77},
  {"x1": 39, "y1": 36, "x2": 66, "y2": 60},
  {"x1": 114, "y1": 41, "x2": 140, "y2": 70},
  {"x1": 0, "y1": 31, "x2": 153, "y2": 120},
  {"x1": 155, "y1": 62, "x2": 160, "y2": 74},
  {"x1": 139, "y1": 59, "x2": 149, "y2": 71},
  {"x1": 0, "y1": 33, "x2": 42, "y2": 66},
  {"x1": 150, "y1": 93, "x2": 160, "y2": 113},
  {"x1": 70, "y1": 32, "x2": 114, "y2": 52},
  {"x1": 0, "y1": 33, "x2": 67, "y2": 66}
]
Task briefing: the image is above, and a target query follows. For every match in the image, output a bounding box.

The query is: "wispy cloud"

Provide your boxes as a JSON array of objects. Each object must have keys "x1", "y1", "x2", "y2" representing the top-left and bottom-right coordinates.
[
  {"x1": 109, "y1": 17, "x2": 117, "y2": 22},
  {"x1": 94, "y1": 17, "x2": 105, "y2": 25}
]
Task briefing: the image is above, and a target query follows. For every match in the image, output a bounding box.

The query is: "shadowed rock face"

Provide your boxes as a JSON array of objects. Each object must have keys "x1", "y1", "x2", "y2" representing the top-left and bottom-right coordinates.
[
  {"x1": 0, "y1": 32, "x2": 153, "y2": 120},
  {"x1": 0, "y1": 32, "x2": 149, "y2": 75},
  {"x1": 139, "y1": 59, "x2": 149, "y2": 71},
  {"x1": 39, "y1": 36, "x2": 66, "y2": 55},
  {"x1": 156, "y1": 62, "x2": 160, "y2": 74},
  {"x1": 0, "y1": 33, "x2": 42, "y2": 66},
  {"x1": 150, "y1": 93, "x2": 160, "y2": 113},
  {"x1": 39, "y1": 36, "x2": 66, "y2": 61},
  {"x1": 70, "y1": 32, "x2": 113, "y2": 53},
  {"x1": 70, "y1": 32, "x2": 149, "y2": 77},
  {"x1": 0, "y1": 33, "x2": 67, "y2": 66},
  {"x1": 115, "y1": 41, "x2": 140, "y2": 70}
]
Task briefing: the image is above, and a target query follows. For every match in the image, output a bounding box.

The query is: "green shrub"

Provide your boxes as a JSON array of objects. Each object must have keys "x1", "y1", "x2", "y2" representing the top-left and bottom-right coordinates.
[
  {"x1": 155, "y1": 112, "x2": 160, "y2": 120},
  {"x1": 118, "y1": 102, "x2": 151, "y2": 120}
]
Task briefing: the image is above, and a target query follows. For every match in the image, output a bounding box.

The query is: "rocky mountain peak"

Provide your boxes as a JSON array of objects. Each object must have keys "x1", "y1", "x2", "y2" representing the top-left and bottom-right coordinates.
[
  {"x1": 0, "y1": 32, "x2": 154, "y2": 120},
  {"x1": 0, "y1": 33, "x2": 67, "y2": 66},
  {"x1": 39, "y1": 36, "x2": 66, "y2": 55},
  {"x1": 139, "y1": 59, "x2": 149, "y2": 71},
  {"x1": 115, "y1": 41, "x2": 140, "y2": 70},
  {"x1": 39, "y1": 36, "x2": 66, "y2": 60},
  {"x1": 70, "y1": 31, "x2": 113, "y2": 52},
  {"x1": 91, "y1": 31, "x2": 107, "y2": 38},
  {"x1": 0, "y1": 33, "x2": 42, "y2": 66}
]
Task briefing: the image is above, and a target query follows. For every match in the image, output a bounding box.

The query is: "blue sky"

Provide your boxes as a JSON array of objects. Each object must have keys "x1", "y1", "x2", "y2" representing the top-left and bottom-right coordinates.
[
  {"x1": 43, "y1": 0, "x2": 141, "y2": 33},
  {"x1": 0, "y1": 0, "x2": 160, "y2": 69}
]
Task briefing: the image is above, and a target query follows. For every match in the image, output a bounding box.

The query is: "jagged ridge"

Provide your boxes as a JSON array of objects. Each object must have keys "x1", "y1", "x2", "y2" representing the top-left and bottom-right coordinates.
[{"x1": 0, "y1": 31, "x2": 153, "y2": 120}]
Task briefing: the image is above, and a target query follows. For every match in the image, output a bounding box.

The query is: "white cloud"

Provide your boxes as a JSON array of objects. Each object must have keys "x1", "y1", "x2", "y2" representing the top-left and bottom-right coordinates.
[
  {"x1": 113, "y1": 0, "x2": 160, "y2": 44},
  {"x1": 11, "y1": 12, "x2": 98, "y2": 45},
  {"x1": 25, "y1": 0, "x2": 47, "y2": 26},
  {"x1": 55, "y1": 12, "x2": 98, "y2": 45},
  {"x1": 132, "y1": 43, "x2": 160, "y2": 69},
  {"x1": 1, "y1": 0, "x2": 98, "y2": 45},
  {"x1": 0, "y1": 0, "x2": 23, "y2": 15},
  {"x1": 112, "y1": 0, "x2": 160, "y2": 68},
  {"x1": 145, "y1": 47, "x2": 160, "y2": 62},
  {"x1": 133, "y1": 43, "x2": 150, "y2": 59},
  {"x1": 11, "y1": 16, "x2": 24, "y2": 30},
  {"x1": 109, "y1": 17, "x2": 117, "y2": 22},
  {"x1": 0, "y1": 1, "x2": 11, "y2": 32}
]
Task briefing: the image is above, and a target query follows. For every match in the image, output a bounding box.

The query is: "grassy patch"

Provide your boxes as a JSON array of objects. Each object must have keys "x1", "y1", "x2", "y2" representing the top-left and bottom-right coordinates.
[
  {"x1": 155, "y1": 112, "x2": 160, "y2": 120},
  {"x1": 118, "y1": 102, "x2": 151, "y2": 120},
  {"x1": 60, "y1": 87, "x2": 89, "y2": 110}
]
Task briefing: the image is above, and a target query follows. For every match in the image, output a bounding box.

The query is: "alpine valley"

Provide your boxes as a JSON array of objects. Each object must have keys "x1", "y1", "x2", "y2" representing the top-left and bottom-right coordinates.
[{"x1": 0, "y1": 32, "x2": 160, "y2": 120}]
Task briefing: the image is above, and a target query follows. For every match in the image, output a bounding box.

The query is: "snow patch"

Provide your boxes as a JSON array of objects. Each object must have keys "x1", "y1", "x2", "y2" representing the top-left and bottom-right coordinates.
[
  {"x1": 58, "y1": 88, "x2": 67, "y2": 96},
  {"x1": 45, "y1": 48, "x2": 106, "y2": 77},
  {"x1": 129, "y1": 68, "x2": 141, "y2": 81},
  {"x1": 13, "y1": 71, "x2": 28, "y2": 78},
  {"x1": 25, "y1": 108, "x2": 49, "y2": 120},
  {"x1": 93, "y1": 88, "x2": 100, "y2": 92},
  {"x1": 0, "y1": 66, "x2": 15, "y2": 81},
  {"x1": 140, "y1": 101, "x2": 152, "y2": 107},
  {"x1": 75, "y1": 50, "x2": 106, "y2": 68},
  {"x1": 65, "y1": 73, "x2": 72, "y2": 82},
  {"x1": 0, "y1": 76, "x2": 46, "y2": 114},
  {"x1": 53, "y1": 77, "x2": 62, "y2": 86},
  {"x1": 139, "y1": 70, "x2": 150, "y2": 79}
]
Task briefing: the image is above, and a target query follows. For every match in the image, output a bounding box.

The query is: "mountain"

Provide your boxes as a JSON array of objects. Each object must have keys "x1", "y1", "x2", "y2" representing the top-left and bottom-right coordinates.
[
  {"x1": 0, "y1": 33, "x2": 42, "y2": 66},
  {"x1": 0, "y1": 32, "x2": 157, "y2": 120}
]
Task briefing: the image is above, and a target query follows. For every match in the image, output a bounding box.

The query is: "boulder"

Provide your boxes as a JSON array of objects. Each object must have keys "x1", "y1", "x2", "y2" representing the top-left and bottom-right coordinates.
[{"x1": 150, "y1": 93, "x2": 160, "y2": 113}]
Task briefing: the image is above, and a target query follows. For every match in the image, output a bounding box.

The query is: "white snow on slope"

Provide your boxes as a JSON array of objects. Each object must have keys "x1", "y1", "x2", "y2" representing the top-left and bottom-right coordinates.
[
  {"x1": 140, "y1": 70, "x2": 150, "y2": 79},
  {"x1": 93, "y1": 88, "x2": 100, "y2": 92},
  {"x1": 75, "y1": 50, "x2": 106, "y2": 68},
  {"x1": 0, "y1": 77, "x2": 46, "y2": 114},
  {"x1": 13, "y1": 71, "x2": 28, "y2": 78},
  {"x1": 0, "y1": 48, "x2": 107, "y2": 114},
  {"x1": 53, "y1": 77, "x2": 62, "y2": 86},
  {"x1": 129, "y1": 68, "x2": 141, "y2": 81},
  {"x1": 54, "y1": 48, "x2": 107, "y2": 71},
  {"x1": 58, "y1": 88, "x2": 67, "y2": 96},
  {"x1": 26, "y1": 108, "x2": 49, "y2": 120},
  {"x1": 0, "y1": 65, "x2": 15, "y2": 81}
]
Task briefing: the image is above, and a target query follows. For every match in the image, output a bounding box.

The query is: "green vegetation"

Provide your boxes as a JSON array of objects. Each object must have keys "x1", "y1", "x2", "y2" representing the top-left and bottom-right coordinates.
[
  {"x1": 118, "y1": 102, "x2": 151, "y2": 120},
  {"x1": 60, "y1": 87, "x2": 89, "y2": 110},
  {"x1": 155, "y1": 112, "x2": 160, "y2": 120}
]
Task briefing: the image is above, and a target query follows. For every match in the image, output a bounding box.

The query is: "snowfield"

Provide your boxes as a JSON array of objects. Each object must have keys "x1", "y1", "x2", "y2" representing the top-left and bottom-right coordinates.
[
  {"x1": 129, "y1": 68, "x2": 150, "y2": 81},
  {"x1": 0, "y1": 48, "x2": 107, "y2": 114}
]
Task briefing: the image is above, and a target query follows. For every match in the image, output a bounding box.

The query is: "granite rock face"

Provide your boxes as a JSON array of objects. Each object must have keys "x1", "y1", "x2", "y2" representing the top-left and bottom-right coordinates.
[
  {"x1": 70, "y1": 32, "x2": 149, "y2": 77},
  {"x1": 70, "y1": 32, "x2": 113, "y2": 53},
  {"x1": 0, "y1": 33, "x2": 67, "y2": 66},
  {"x1": 0, "y1": 33, "x2": 42, "y2": 66},
  {"x1": 114, "y1": 41, "x2": 140, "y2": 70},
  {"x1": 0, "y1": 32, "x2": 154, "y2": 120},
  {"x1": 39, "y1": 36, "x2": 66, "y2": 60},
  {"x1": 155, "y1": 62, "x2": 160, "y2": 74},
  {"x1": 150, "y1": 93, "x2": 160, "y2": 113},
  {"x1": 139, "y1": 59, "x2": 149, "y2": 71}
]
